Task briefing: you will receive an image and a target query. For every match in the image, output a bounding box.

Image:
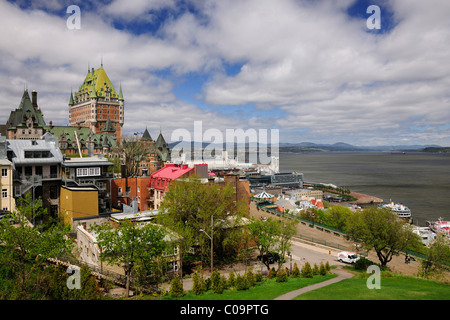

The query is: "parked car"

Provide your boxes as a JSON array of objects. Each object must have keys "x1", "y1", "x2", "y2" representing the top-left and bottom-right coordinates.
[{"x1": 257, "y1": 252, "x2": 280, "y2": 264}]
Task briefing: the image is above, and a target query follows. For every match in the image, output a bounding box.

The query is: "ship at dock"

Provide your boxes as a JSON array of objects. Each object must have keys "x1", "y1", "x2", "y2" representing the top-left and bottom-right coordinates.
[
  {"x1": 380, "y1": 201, "x2": 412, "y2": 219},
  {"x1": 427, "y1": 218, "x2": 450, "y2": 237}
]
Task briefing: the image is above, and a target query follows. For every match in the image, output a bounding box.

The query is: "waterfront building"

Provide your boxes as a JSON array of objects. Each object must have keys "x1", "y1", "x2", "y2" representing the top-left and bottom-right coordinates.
[
  {"x1": 285, "y1": 188, "x2": 323, "y2": 201},
  {"x1": 69, "y1": 65, "x2": 124, "y2": 141},
  {"x1": 6, "y1": 90, "x2": 46, "y2": 140}
]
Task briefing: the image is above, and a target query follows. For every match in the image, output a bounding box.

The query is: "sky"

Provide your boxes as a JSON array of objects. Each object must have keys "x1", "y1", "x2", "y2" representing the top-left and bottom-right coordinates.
[{"x1": 0, "y1": 0, "x2": 449, "y2": 146}]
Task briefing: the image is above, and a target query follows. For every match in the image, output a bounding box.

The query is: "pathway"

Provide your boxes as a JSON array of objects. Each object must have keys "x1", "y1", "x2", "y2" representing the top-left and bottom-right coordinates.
[{"x1": 273, "y1": 267, "x2": 354, "y2": 300}]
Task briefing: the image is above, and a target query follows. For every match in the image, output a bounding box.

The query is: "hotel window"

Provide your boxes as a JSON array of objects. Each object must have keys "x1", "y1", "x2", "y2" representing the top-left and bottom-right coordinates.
[
  {"x1": 2, "y1": 189, "x2": 7, "y2": 198},
  {"x1": 1, "y1": 168, "x2": 7, "y2": 177}
]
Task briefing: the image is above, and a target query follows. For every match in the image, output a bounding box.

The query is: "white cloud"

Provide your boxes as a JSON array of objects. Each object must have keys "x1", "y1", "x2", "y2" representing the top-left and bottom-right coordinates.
[{"x1": 0, "y1": 0, "x2": 449, "y2": 146}]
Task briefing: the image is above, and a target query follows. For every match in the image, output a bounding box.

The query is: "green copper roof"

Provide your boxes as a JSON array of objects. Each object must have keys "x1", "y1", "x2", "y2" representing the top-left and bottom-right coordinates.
[
  {"x1": 141, "y1": 128, "x2": 152, "y2": 141},
  {"x1": 102, "y1": 116, "x2": 116, "y2": 132},
  {"x1": 7, "y1": 90, "x2": 46, "y2": 129},
  {"x1": 73, "y1": 66, "x2": 120, "y2": 103},
  {"x1": 48, "y1": 125, "x2": 117, "y2": 149}
]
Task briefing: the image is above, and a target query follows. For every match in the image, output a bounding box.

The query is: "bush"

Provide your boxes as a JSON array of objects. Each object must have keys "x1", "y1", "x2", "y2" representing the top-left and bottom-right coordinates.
[
  {"x1": 312, "y1": 263, "x2": 320, "y2": 275},
  {"x1": 255, "y1": 271, "x2": 263, "y2": 282},
  {"x1": 235, "y1": 273, "x2": 249, "y2": 291},
  {"x1": 191, "y1": 270, "x2": 204, "y2": 295},
  {"x1": 169, "y1": 276, "x2": 184, "y2": 298},
  {"x1": 292, "y1": 262, "x2": 300, "y2": 278},
  {"x1": 276, "y1": 267, "x2": 288, "y2": 282},
  {"x1": 325, "y1": 261, "x2": 331, "y2": 271},
  {"x1": 301, "y1": 262, "x2": 314, "y2": 278},
  {"x1": 354, "y1": 257, "x2": 375, "y2": 271},
  {"x1": 228, "y1": 271, "x2": 236, "y2": 287},
  {"x1": 268, "y1": 267, "x2": 276, "y2": 279},
  {"x1": 246, "y1": 268, "x2": 256, "y2": 287},
  {"x1": 211, "y1": 271, "x2": 221, "y2": 293},
  {"x1": 319, "y1": 262, "x2": 327, "y2": 276}
]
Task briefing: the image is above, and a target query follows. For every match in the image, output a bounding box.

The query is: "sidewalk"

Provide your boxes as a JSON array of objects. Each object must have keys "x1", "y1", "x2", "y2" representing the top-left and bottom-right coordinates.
[{"x1": 273, "y1": 267, "x2": 354, "y2": 300}]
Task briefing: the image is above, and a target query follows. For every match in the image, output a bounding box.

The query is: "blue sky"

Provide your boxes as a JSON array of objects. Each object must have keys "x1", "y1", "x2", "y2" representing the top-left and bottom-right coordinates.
[{"x1": 1, "y1": 0, "x2": 449, "y2": 146}]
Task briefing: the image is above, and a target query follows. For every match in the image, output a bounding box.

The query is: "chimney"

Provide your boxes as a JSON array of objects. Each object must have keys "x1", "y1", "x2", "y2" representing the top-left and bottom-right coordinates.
[
  {"x1": 32, "y1": 90, "x2": 38, "y2": 110},
  {"x1": 49, "y1": 120, "x2": 53, "y2": 129}
]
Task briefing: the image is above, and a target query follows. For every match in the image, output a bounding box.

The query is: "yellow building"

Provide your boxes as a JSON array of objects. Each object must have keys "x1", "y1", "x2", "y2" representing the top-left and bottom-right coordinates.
[
  {"x1": 60, "y1": 186, "x2": 98, "y2": 227},
  {"x1": 0, "y1": 159, "x2": 15, "y2": 213}
]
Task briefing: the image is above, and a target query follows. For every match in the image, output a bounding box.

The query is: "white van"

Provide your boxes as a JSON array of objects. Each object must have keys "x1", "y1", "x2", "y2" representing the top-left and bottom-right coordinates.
[{"x1": 337, "y1": 251, "x2": 360, "y2": 264}]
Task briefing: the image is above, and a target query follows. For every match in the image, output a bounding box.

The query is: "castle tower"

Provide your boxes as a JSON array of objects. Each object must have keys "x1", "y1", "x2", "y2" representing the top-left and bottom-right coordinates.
[{"x1": 69, "y1": 65, "x2": 124, "y2": 140}]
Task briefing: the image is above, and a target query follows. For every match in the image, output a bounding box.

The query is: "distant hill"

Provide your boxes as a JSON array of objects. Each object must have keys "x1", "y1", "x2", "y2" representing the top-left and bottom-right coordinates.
[{"x1": 279, "y1": 142, "x2": 443, "y2": 152}]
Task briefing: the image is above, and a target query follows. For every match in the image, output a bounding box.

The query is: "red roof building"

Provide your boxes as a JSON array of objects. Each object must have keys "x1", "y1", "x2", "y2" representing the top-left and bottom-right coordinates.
[{"x1": 148, "y1": 163, "x2": 208, "y2": 209}]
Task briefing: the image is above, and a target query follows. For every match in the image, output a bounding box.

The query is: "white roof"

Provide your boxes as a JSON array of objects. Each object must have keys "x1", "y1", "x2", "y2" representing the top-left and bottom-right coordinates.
[{"x1": 7, "y1": 139, "x2": 63, "y2": 165}]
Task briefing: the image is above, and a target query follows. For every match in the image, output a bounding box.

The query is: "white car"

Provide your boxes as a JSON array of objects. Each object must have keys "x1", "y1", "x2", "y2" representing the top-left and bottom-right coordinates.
[{"x1": 337, "y1": 251, "x2": 360, "y2": 264}]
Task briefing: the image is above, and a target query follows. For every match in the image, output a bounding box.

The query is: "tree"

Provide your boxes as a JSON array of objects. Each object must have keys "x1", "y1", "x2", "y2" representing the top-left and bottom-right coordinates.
[
  {"x1": 170, "y1": 275, "x2": 184, "y2": 297},
  {"x1": 159, "y1": 178, "x2": 248, "y2": 275},
  {"x1": 248, "y1": 218, "x2": 280, "y2": 269},
  {"x1": 345, "y1": 207, "x2": 422, "y2": 267},
  {"x1": 0, "y1": 193, "x2": 73, "y2": 298},
  {"x1": 301, "y1": 262, "x2": 313, "y2": 278},
  {"x1": 420, "y1": 234, "x2": 450, "y2": 278},
  {"x1": 114, "y1": 135, "x2": 151, "y2": 177},
  {"x1": 275, "y1": 218, "x2": 298, "y2": 269},
  {"x1": 91, "y1": 219, "x2": 168, "y2": 297}
]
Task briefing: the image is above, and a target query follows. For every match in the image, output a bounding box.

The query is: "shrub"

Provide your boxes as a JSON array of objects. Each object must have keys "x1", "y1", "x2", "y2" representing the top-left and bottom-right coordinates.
[
  {"x1": 292, "y1": 262, "x2": 300, "y2": 278},
  {"x1": 235, "y1": 273, "x2": 249, "y2": 291},
  {"x1": 325, "y1": 261, "x2": 331, "y2": 271},
  {"x1": 355, "y1": 257, "x2": 375, "y2": 271},
  {"x1": 319, "y1": 262, "x2": 327, "y2": 276},
  {"x1": 301, "y1": 262, "x2": 313, "y2": 278},
  {"x1": 246, "y1": 268, "x2": 256, "y2": 287},
  {"x1": 312, "y1": 263, "x2": 320, "y2": 275},
  {"x1": 204, "y1": 277, "x2": 211, "y2": 291},
  {"x1": 276, "y1": 267, "x2": 288, "y2": 282},
  {"x1": 228, "y1": 271, "x2": 236, "y2": 287},
  {"x1": 268, "y1": 267, "x2": 277, "y2": 279},
  {"x1": 169, "y1": 276, "x2": 184, "y2": 298},
  {"x1": 211, "y1": 271, "x2": 221, "y2": 293},
  {"x1": 255, "y1": 271, "x2": 263, "y2": 282},
  {"x1": 191, "y1": 270, "x2": 204, "y2": 295}
]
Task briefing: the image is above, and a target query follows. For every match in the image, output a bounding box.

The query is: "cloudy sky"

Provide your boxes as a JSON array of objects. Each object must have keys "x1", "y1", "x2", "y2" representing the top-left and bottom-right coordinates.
[{"x1": 1, "y1": 0, "x2": 449, "y2": 146}]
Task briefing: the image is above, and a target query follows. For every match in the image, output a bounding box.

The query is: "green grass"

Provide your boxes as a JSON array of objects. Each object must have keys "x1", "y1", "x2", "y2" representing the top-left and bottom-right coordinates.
[
  {"x1": 294, "y1": 273, "x2": 450, "y2": 300},
  {"x1": 161, "y1": 274, "x2": 337, "y2": 300}
]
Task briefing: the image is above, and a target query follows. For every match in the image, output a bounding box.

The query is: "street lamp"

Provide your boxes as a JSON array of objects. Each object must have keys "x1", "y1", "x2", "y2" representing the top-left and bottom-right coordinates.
[{"x1": 200, "y1": 215, "x2": 214, "y2": 272}]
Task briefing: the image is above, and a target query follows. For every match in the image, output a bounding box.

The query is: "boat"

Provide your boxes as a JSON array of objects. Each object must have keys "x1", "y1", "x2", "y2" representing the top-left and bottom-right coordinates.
[
  {"x1": 411, "y1": 225, "x2": 436, "y2": 246},
  {"x1": 381, "y1": 201, "x2": 412, "y2": 219},
  {"x1": 427, "y1": 218, "x2": 450, "y2": 237}
]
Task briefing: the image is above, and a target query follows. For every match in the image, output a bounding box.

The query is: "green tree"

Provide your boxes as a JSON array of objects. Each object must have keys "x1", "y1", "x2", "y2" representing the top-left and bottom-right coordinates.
[
  {"x1": 160, "y1": 178, "x2": 248, "y2": 275},
  {"x1": 292, "y1": 262, "x2": 300, "y2": 278},
  {"x1": 0, "y1": 194, "x2": 72, "y2": 298},
  {"x1": 345, "y1": 207, "x2": 422, "y2": 267},
  {"x1": 420, "y1": 234, "x2": 450, "y2": 278},
  {"x1": 275, "y1": 218, "x2": 298, "y2": 269},
  {"x1": 91, "y1": 219, "x2": 168, "y2": 297},
  {"x1": 192, "y1": 269, "x2": 205, "y2": 295},
  {"x1": 301, "y1": 262, "x2": 313, "y2": 278},
  {"x1": 248, "y1": 218, "x2": 280, "y2": 269},
  {"x1": 170, "y1": 275, "x2": 184, "y2": 297}
]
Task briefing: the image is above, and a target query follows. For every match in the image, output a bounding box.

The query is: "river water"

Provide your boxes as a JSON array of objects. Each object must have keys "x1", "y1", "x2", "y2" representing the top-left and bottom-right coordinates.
[{"x1": 279, "y1": 151, "x2": 450, "y2": 226}]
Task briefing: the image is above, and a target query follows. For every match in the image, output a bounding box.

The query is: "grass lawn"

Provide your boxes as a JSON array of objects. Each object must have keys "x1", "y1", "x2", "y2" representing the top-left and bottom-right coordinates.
[
  {"x1": 294, "y1": 273, "x2": 450, "y2": 300},
  {"x1": 162, "y1": 274, "x2": 337, "y2": 300}
]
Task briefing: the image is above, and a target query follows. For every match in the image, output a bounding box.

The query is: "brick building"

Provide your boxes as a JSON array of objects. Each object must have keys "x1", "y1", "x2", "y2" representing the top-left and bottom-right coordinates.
[{"x1": 69, "y1": 65, "x2": 124, "y2": 140}]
